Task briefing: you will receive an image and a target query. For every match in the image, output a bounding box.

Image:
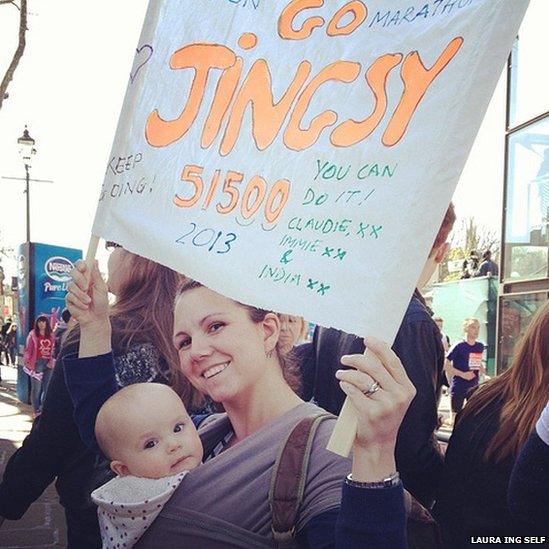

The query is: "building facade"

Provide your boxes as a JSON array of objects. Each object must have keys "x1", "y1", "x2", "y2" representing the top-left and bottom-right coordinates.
[{"x1": 498, "y1": 0, "x2": 549, "y2": 371}]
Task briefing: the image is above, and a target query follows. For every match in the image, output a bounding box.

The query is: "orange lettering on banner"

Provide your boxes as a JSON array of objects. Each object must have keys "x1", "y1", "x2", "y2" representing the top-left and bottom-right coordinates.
[
  {"x1": 216, "y1": 171, "x2": 244, "y2": 214},
  {"x1": 284, "y1": 61, "x2": 361, "y2": 151},
  {"x1": 326, "y1": 1, "x2": 367, "y2": 37},
  {"x1": 278, "y1": 0, "x2": 324, "y2": 40},
  {"x1": 241, "y1": 175, "x2": 267, "y2": 219},
  {"x1": 174, "y1": 164, "x2": 204, "y2": 208},
  {"x1": 220, "y1": 59, "x2": 312, "y2": 155},
  {"x1": 146, "y1": 44, "x2": 236, "y2": 147},
  {"x1": 382, "y1": 37, "x2": 464, "y2": 146},
  {"x1": 202, "y1": 58, "x2": 243, "y2": 149},
  {"x1": 238, "y1": 33, "x2": 258, "y2": 50},
  {"x1": 331, "y1": 53, "x2": 402, "y2": 147},
  {"x1": 173, "y1": 164, "x2": 292, "y2": 225},
  {"x1": 146, "y1": 36, "x2": 464, "y2": 153}
]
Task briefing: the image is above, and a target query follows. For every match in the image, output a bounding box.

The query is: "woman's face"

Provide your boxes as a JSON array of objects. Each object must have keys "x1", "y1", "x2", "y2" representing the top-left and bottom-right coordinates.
[
  {"x1": 278, "y1": 315, "x2": 303, "y2": 353},
  {"x1": 107, "y1": 247, "x2": 129, "y2": 295},
  {"x1": 173, "y1": 287, "x2": 279, "y2": 404},
  {"x1": 37, "y1": 319, "x2": 47, "y2": 332}
]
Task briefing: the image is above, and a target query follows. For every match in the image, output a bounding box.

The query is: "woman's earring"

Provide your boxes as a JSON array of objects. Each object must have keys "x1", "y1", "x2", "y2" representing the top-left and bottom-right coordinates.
[{"x1": 266, "y1": 349, "x2": 274, "y2": 359}]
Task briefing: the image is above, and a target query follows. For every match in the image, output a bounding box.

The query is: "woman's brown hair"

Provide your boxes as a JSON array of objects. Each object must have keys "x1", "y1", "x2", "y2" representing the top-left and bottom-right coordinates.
[
  {"x1": 458, "y1": 301, "x2": 549, "y2": 463},
  {"x1": 65, "y1": 251, "x2": 199, "y2": 408},
  {"x1": 176, "y1": 280, "x2": 301, "y2": 394}
]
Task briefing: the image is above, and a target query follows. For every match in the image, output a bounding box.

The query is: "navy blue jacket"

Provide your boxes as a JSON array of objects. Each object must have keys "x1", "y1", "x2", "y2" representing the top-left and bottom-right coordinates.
[
  {"x1": 434, "y1": 396, "x2": 547, "y2": 546},
  {"x1": 508, "y1": 430, "x2": 549, "y2": 530}
]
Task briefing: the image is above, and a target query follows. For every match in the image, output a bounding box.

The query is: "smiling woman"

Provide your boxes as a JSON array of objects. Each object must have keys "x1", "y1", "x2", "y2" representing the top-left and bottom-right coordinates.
[
  {"x1": 63, "y1": 258, "x2": 417, "y2": 548},
  {"x1": 174, "y1": 279, "x2": 302, "y2": 407}
]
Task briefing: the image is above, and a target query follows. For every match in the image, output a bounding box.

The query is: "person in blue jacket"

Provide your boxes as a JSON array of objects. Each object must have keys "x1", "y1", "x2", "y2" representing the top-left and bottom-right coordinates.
[{"x1": 64, "y1": 258, "x2": 417, "y2": 548}]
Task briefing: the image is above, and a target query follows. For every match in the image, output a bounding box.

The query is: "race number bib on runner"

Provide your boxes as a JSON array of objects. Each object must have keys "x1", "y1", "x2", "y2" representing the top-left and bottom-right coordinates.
[{"x1": 468, "y1": 353, "x2": 483, "y2": 371}]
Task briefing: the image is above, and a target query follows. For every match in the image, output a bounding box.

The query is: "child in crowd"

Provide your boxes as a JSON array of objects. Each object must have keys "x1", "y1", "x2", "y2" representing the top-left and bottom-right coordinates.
[
  {"x1": 445, "y1": 318, "x2": 486, "y2": 421},
  {"x1": 91, "y1": 383, "x2": 203, "y2": 548}
]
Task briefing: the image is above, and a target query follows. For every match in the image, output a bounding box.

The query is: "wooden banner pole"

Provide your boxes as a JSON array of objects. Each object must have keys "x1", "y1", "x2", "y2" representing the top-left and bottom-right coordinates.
[
  {"x1": 327, "y1": 346, "x2": 385, "y2": 456},
  {"x1": 85, "y1": 235, "x2": 100, "y2": 268},
  {"x1": 326, "y1": 397, "x2": 357, "y2": 457}
]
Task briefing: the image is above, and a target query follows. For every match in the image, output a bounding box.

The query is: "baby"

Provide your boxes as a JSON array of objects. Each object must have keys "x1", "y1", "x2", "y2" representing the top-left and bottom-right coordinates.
[{"x1": 91, "y1": 383, "x2": 203, "y2": 548}]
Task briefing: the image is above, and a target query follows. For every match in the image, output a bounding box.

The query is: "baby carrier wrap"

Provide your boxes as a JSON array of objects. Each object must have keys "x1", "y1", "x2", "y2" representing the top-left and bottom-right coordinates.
[{"x1": 136, "y1": 402, "x2": 349, "y2": 548}]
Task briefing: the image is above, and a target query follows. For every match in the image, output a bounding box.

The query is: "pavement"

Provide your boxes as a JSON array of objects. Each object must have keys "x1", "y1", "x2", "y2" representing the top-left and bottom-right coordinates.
[{"x1": 0, "y1": 365, "x2": 67, "y2": 548}]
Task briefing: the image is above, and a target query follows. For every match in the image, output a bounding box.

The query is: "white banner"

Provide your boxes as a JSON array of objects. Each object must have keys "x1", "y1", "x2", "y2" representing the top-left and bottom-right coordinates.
[{"x1": 93, "y1": 0, "x2": 528, "y2": 340}]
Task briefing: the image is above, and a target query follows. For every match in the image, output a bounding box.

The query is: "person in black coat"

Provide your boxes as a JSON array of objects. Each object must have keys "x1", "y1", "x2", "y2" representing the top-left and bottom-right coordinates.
[
  {"x1": 299, "y1": 203, "x2": 456, "y2": 508},
  {"x1": 434, "y1": 302, "x2": 549, "y2": 546},
  {"x1": 507, "y1": 400, "x2": 549, "y2": 531}
]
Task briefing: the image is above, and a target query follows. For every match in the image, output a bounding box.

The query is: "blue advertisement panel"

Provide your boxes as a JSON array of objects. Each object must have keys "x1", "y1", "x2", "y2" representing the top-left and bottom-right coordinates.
[
  {"x1": 16, "y1": 242, "x2": 82, "y2": 404},
  {"x1": 32, "y1": 243, "x2": 82, "y2": 327},
  {"x1": 15, "y1": 243, "x2": 31, "y2": 403}
]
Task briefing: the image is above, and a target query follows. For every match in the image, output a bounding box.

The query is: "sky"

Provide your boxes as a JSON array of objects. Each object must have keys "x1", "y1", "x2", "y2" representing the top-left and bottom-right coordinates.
[
  {"x1": 0, "y1": 0, "x2": 542, "y2": 278},
  {"x1": 0, "y1": 0, "x2": 149, "y2": 276}
]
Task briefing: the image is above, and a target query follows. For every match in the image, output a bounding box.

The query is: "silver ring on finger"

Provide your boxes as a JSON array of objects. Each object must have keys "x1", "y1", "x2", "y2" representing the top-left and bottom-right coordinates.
[{"x1": 363, "y1": 381, "x2": 380, "y2": 396}]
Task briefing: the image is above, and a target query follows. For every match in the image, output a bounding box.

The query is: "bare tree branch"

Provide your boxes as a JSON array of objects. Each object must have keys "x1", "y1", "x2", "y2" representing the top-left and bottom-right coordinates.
[
  {"x1": 451, "y1": 217, "x2": 500, "y2": 256},
  {"x1": 0, "y1": 0, "x2": 27, "y2": 110},
  {"x1": 0, "y1": 1, "x2": 19, "y2": 8}
]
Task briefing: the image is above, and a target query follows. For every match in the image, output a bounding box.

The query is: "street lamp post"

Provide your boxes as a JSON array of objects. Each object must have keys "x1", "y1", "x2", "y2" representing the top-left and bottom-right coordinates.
[
  {"x1": 17, "y1": 126, "x2": 36, "y2": 243},
  {"x1": 2, "y1": 128, "x2": 52, "y2": 244}
]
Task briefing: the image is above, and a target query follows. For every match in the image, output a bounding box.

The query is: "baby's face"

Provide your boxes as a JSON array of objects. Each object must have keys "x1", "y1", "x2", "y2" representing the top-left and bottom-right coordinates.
[{"x1": 113, "y1": 391, "x2": 203, "y2": 479}]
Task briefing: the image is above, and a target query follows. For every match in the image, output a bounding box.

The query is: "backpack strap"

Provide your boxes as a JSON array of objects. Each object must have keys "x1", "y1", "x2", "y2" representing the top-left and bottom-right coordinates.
[{"x1": 268, "y1": 412, "x2": 334, "y2": 548}]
